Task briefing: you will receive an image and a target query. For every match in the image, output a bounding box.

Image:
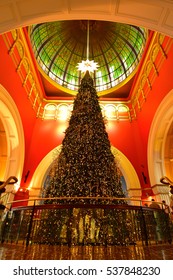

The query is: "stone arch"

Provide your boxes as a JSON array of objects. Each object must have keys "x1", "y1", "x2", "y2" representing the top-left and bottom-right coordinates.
[
  {"x1": 148, "y1": 89, "x2": 173, "y2": 203},
  {"x1": 29, "y1": 145, "x2": 141, "y2": 205},
  {"x1": 0, "y1": 84, "x2": 25, "y2": 189}
]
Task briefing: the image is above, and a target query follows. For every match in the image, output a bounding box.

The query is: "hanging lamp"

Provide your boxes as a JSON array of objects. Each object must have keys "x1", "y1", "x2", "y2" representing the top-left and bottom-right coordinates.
[{"x1": 77, "y1": 20, "x2": 99, "y2": 73}]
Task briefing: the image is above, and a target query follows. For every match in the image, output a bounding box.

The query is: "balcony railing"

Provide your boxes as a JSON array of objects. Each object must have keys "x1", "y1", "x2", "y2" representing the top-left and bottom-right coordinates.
[{"x1": 0, "y1": 197, "x2": 172, "y2": 246}]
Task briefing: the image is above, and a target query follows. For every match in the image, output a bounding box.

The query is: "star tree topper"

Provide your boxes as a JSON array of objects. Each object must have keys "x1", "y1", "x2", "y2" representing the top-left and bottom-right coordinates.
[{"x1": 77, "y1": 59, "x2": 99, "y2": 73}]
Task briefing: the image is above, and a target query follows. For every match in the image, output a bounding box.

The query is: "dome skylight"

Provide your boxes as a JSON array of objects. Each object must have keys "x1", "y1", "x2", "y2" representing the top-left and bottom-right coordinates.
[{"x1": 29, "y1": 20, "x2": 147, "y2": 95}]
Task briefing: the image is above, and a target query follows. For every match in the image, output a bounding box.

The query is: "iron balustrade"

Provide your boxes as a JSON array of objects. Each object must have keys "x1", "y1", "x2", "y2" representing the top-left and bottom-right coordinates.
[{"x1": 0, "y1": 198, "x2": 172, "y2": 246}]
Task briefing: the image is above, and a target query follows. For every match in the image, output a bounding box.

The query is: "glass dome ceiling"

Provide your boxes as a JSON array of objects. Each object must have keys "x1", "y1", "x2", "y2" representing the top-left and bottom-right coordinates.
[{"x1": 29, "y1": 20, "x2": 147, "y2": 95}]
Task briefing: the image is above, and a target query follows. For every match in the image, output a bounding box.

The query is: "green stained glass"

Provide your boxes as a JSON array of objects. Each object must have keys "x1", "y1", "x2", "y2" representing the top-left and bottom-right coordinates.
[
  {"x1": 40, "y1": 51, "x2": 49, "y2": 64},
  {"x1": 105, "y1": 49, "x2": 115, "y2": 63},
  {"x1": 29, "y1": 21, "x2": 147, "y2": 94}
]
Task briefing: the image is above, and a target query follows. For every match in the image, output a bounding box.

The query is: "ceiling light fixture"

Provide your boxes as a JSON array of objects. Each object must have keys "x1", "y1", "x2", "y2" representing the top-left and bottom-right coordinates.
[{"x1": 77, "y1": 20, "x2": 99, "y2": 73}]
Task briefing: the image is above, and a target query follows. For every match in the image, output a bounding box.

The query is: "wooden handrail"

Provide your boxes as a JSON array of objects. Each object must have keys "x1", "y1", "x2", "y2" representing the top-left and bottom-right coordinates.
[
  {"x1": 0, "y1": 176, "x2": 18, "y2": 190},
  {"x1": 7, "y1": 196, "x2": 163, "y2": 206},
  {"x1": 11, "y1": 203, "x2": 163, "y2": 212},
  {"x1": 8, "y1": 196, "x2": 144, "y2": 205}
]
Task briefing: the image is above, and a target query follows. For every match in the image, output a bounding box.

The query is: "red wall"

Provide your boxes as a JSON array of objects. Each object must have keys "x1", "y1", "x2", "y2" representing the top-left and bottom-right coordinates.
[
  {"x1": 20, "y1": 118, "x2": 67, "y2": 187},
  {"x1": 0, "y1": 35, "x2": 36, "y2": 177},
  {"x1": 131, "y1": 42, "x2": 173, "y2": 191}
]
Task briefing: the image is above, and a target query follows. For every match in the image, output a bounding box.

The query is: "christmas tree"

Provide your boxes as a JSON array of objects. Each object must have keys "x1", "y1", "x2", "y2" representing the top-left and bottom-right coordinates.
[
  {"x1": 44, "y1": 71, "x2": 125, "y2": 204},
  {"x1": 37, "y1": 71, "x2": 128, "y2": 245}
]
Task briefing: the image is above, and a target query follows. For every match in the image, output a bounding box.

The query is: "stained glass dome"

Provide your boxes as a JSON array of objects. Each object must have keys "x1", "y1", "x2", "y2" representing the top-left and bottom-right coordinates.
[{"x1": 29, "y1": 20, "x2": 147, "y2": 95}]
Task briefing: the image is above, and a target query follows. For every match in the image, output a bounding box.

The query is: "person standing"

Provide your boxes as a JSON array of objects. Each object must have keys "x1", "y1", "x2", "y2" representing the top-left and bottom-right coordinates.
[
  {"x1": 161, "y1": 200, "x2": 172, "y2": 244},
  {"x1": 162, "y1": 200, "x2": 170, "y2": 214},
  {"x1": 149, "y1": 199, "x2": 161, "y2": 209}
]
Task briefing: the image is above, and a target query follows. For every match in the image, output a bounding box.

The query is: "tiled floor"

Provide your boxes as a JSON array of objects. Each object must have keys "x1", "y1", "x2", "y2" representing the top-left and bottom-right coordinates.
[{"x1": 0, "y1": 243, "x2": 173, "y2": 260}]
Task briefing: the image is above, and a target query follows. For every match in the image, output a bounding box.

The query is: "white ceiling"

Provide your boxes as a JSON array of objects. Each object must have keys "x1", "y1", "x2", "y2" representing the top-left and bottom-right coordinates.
[{"x1": 0, "y1": 0, "x2": 173, "y2": 37}]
